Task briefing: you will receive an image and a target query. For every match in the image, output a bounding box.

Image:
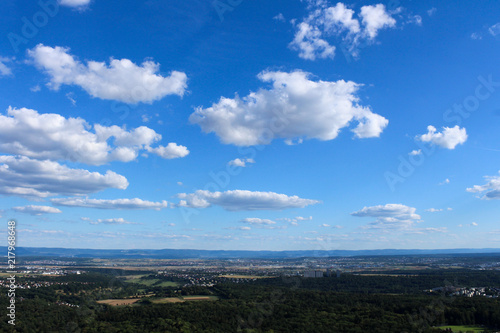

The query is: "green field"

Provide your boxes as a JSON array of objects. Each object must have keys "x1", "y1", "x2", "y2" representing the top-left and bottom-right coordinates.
[
  {"x1": 124, "y1": 277, "x2": 179, "y2": 287},
  {"x1": 438, "y1": 325, "x2": 486, "y2": 332},
  {"x1": 125, "y1": 278, "x2": 160, "y2": 286},
  {"x1": 182, "y1": 295, "x2": 219, "y2": 301},
  {"x1": 155, "y1": 281, "x2": 179, "y2": 287}
]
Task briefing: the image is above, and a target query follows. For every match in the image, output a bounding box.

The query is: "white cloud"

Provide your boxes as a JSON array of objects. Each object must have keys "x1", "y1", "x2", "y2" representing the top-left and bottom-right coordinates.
[
  {"x1": 470, "y1": 32, "x2": 483, "y2": 40},
  {"x1": 273, "y1": 13, "x2": 285, "y2": 22},
  {"x1": 228, "y1": 158, "x2": 255, "y2": 167},
  {"x1": 59, "y1": 0, "x2": 91, "y2": 7},
  {"x1": 30, "y1": 85, "x2": 41, "y2": 92},
  {"x1": 467, "y1": 171, "x2": 500, "y2": 199},
  {"x1": 290, "y1": 22, "x2": 336, "y2": 60},
  {"x1": 408, "y1": 15, "x2": 422, "y2": 26},
  {"x1": 177, "y1": 189, "x2": 320, "y2": 211},
  {"x1": 241, "y1": 218, "x2": 276, "y2": 225},
  {"x1": 406, "y1": 227, "x2": 447, "y2": 234},
  {"x1": 409, "y1": 149, "x2": 422, "y2": 156},
  {"x1": 28, "y1": 44, "x2": 187, "y2": 103},
  {"x1": 52, "y1": 198, "x2": 169, "y2": 210},
  {"x1": 0, "y1": 57, "x2": 13, "y2": 76},
  {"x1": 439, "y1": 178, "x2": 450, "y2": 185},
  {"x1": 359, "y1": 4, "x2": 397, "y2": 39},
  {"x1": 426, "y1": 208, "x2": 442, "y2": 213},
  {"x1": 289, "y1": 2, "x2": 398, "y2": 60},
  {"x1": 12, "y1": 205, "x2": 62, "y2": 215},
  {"x1": 489, "y1": 23, "x2": 500, "y2": 37},
  {"x1": 146, "y1": 143, "x2": 189, "y2": 159},
  {"x1": 0, "y1": 107, "x2": 188, "y2": 165},
  {"x1": 417, "y1": 125, "x2": 467, "y2": 149},
  {"x1": 427, "y1": 8, "x2": 437, "y2": 16},
  {"x1": 323, "y1": 2, "x2": 361, "y2": 35},
  {"x1": 352, "y1": 203, "x2": 421, "y2": 229},
  {"x1": 320, "y1": 223, "x2": 331, "y2": 227},
  {"x1": 86, "y1": 218, "x2": 140, "y2": 225},
  {"x1": 0, "y1": 155, "x2": 128, "y2": 198},
  {"x1": 277, "y1": 216, "x2": 312, "y2": 225},
  {"x1": 471, "y1": 222, "x2": 478, "y2": 227},
  {"x1": 191, "y1": 70, "x2": 388, "y2": 146}
]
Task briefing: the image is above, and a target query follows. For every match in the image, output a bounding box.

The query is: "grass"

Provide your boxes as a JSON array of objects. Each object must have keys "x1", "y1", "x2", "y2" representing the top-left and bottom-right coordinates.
[
  {"x1": 438, "y1": 325, "x2": 486, "y2": 332},
  {"x1": 97, "y1": 298, "x2": 140, "y2": 306},
  {"x1": 182, "y1": 295, "x2": 219, "y2": 301},
  {"x1": 124, "y1": 278, "x2": 179, "y2": 287},
  {"x1": 155, "y1": 281, "x2": 179, "y2": 287},
  {"x1": 151, "y1": 297, "x2": 185, "y2": 304}
]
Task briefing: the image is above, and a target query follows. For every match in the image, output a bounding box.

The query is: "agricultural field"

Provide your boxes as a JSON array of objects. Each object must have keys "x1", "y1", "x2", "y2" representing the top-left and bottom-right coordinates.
[
  {"x1": 438, "y1": 326, "x2": 487, "y2": 332},
  {"x1": 123, "y1": 277, "x2": 179, "y2": 287},
  {"x1": 97, "y1": 298, "x2": 141, "y2": 306},
  {"x1": 219, "y1": 274, "x2": 274, "y2": 279},
  {"x1": 182, "y1": 295, "x2": 219, "y2": 301}
]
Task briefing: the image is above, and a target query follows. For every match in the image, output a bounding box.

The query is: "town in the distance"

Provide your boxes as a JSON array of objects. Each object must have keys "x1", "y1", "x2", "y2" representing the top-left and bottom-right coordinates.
[{"x1": 1, "y1": 248, "x2": 500, "y2": 332}]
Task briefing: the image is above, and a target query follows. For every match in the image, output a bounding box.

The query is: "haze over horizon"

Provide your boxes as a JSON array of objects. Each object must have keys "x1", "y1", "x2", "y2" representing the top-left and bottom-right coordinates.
[{"x1": 1, "y1": 0, "x2": 500, "y2": 251}]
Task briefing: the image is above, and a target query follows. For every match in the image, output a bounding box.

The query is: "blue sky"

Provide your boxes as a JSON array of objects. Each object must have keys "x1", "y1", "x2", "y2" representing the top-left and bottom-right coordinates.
[{"x1": 1, "y1": 0, "x2": 500, "y2": 250}]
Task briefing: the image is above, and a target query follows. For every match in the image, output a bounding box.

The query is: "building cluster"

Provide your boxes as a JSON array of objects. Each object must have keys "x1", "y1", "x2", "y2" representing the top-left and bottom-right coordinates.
[
  {"x1": 429, "y1": 286, "x2": 500, "y2": 298},
  {"x1": 451, "y1": 287, "x2": 500, "y2": 298},
  {"x1": 303, "y1": 269, "x2": 341, "y2": 278}
]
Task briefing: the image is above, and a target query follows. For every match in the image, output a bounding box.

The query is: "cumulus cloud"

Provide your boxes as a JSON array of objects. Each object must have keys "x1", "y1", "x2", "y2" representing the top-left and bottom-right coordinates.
[
  {"x1": 12, "y1": 205, "x2": 62, "y2": 215},
  {"x1": 417, "y1": 125, "x2": 467, "y2": 149},
  {"x1": 0, "y1": 107, "x2": 189, "y2": 165},
  {"x1": 52, "y1": 198, "x2": 169, "y2": 210},
  {"x1": 467, "y1": 171, "x2": 500, "y2": 199},
  {"x1": 409, "y1": 149, "x2": 422, "y2": 156},
  {"x1": 59, "y1": 0, "x2": 91, "y2": 7},
  {"x1": 0, "y1": 57, "x2": 13, "y2": 76},
  {"x1": 177, "y1": 189, "x2": 320, "y2": 211},
  {"x1": 289, "y1": 2, "x2": 398, "y2": 60},
  {"x1": 228, "y1": 158, "x2": 255, "y2": 167},
  {"x1": 426, "y1": 208, "x2": 442, "y2": 213},
  {"x1": 352, "y1": 203, "x2": 421, "y2": 229},
  {"x1": 359, "y1": 4, "x2": 397, "y2": 39},
  {"x1": 0, "y1": 155, "x2": 128, "y2": 198},
  {"x1": 28, "y1": 44, "x2": 187, "y2": 103},
  {"x1": 146, "y1": 143, "x2": 189, "y2": 159},
  {"x1": 191, "y1": 70, "x2": 388, "y2": 146},
  {"x1": 241, "y1": 218, "x2": 276, "y2": 225},
  {"x1": 289, "y1": 22, "x2": 336, "y2": 60}
]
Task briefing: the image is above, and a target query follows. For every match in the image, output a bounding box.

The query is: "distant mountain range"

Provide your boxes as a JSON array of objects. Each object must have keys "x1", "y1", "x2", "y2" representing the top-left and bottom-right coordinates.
[{"x1": 3, "y1": 247, "x2": 500, "y2": 259}]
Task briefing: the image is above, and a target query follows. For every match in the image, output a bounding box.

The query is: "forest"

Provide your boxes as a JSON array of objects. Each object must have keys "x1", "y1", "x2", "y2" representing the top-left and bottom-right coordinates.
[{"x1": 1, "y1": 268, "x2": 500, "y2": 332}]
